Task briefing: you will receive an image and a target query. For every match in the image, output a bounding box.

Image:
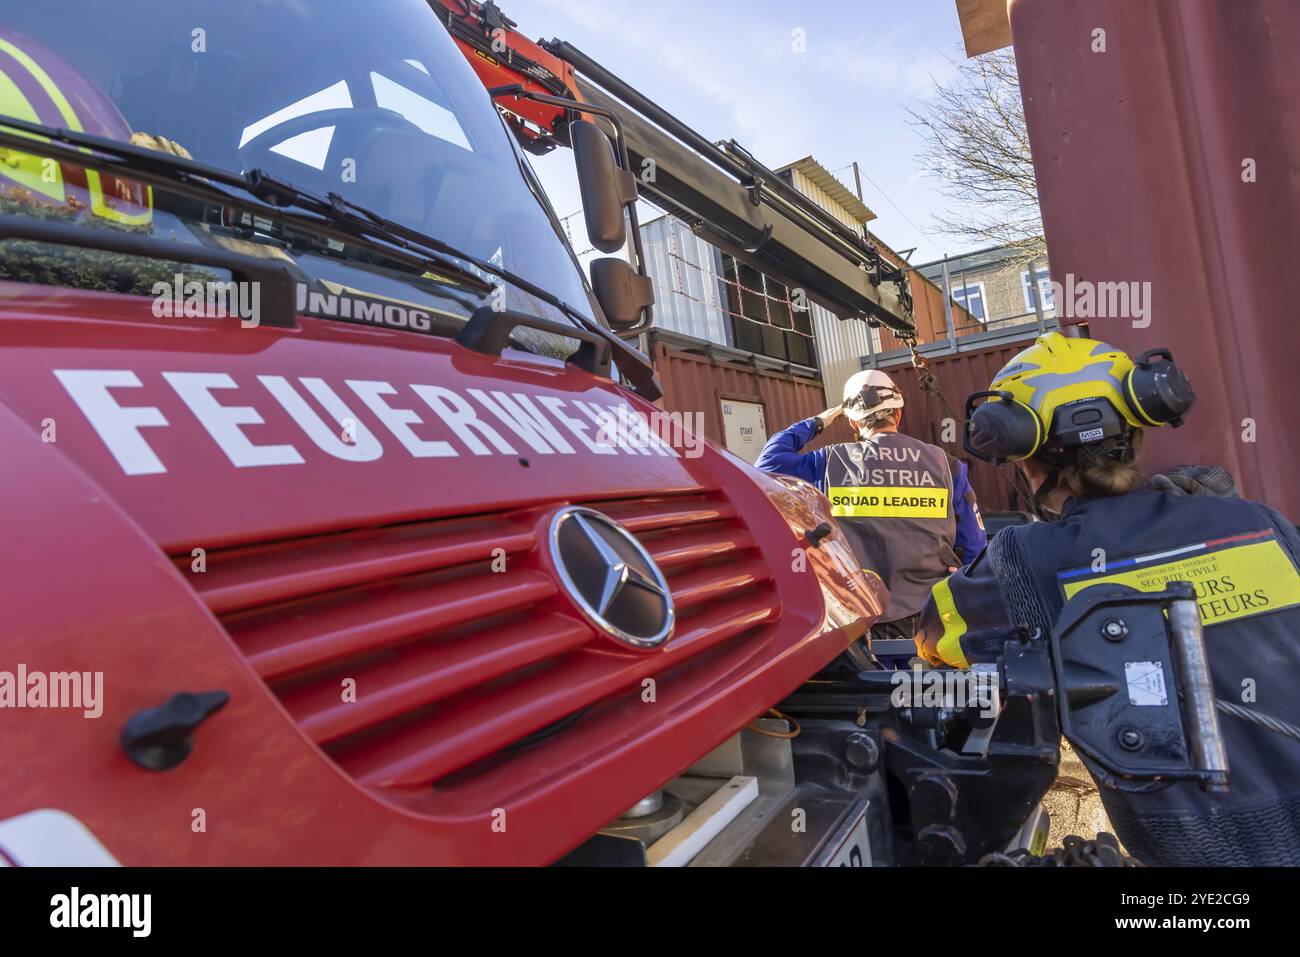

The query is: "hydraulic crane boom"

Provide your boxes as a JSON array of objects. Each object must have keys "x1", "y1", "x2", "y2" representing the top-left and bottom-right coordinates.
[{"x1": 431, "y1": 0, "x2": 916, "y2": 335}]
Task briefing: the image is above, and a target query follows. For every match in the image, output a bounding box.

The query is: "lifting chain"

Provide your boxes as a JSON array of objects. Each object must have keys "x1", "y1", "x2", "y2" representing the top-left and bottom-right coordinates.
[
  {"x1": 901, "y1": 333, "x2": 1029, "y2": 513},
  {"x1": 901, "y1": 334, "x2": 959, "y2": 452},
  {"x1": 904, "y1": 335, "x2": 956, "y2": 418}
]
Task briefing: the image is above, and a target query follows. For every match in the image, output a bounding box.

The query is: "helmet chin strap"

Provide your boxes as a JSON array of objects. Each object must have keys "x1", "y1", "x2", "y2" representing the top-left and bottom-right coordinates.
[
  {"x1": 1026, "y1": 428, "x2": 1135, "y2": 519},
  {"x1": 1015, "y1": 460, "x2": 1062, "y2": 521},
  {"x1": 1031, "y1": 469, "x2": 1063, "y2": 521}
]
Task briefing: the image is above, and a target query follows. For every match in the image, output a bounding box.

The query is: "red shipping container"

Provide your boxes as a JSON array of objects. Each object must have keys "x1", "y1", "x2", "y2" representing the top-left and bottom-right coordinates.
[{"x1": 1010, "y1": 0, "x2": 1300, "y2": 516}]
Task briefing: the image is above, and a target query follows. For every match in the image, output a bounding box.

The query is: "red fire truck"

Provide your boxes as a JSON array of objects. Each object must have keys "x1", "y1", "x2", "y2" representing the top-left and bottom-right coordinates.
[
  {"x1": 0, "y1": 0, "x2": 904, "y2": 867},
  {"x1": 0, "y1": 0, "x2": 1252, "y2": 867}
]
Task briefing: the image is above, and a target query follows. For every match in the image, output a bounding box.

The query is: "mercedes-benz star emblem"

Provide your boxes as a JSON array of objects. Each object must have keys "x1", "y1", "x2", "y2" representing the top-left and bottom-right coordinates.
[{"x1": 548, "y1": 507, "x2": 675, "y2": 650}]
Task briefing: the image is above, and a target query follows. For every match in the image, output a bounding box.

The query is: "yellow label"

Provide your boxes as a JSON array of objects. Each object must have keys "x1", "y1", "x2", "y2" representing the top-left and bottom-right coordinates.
[
  {"x1": 1060, "y1": 536, "x2": 1300, "y2": 627},
  {"x1": 1030, "y1": 825, "x2": 1049, "y2": 857},
  {"x1": 828, "y1": 486, "x2": 949, "y2": 519}
]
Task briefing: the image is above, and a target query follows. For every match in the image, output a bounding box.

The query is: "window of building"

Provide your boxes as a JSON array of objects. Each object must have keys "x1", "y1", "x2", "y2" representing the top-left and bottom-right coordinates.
[
  {"x1": 720, "y1": 254, "x2": 815, "y2": 367},
  {"x1": 950, "y1": 281, "x2": 987, "y2": 322},
  {"x1": 1021, "y1": 267, "x2": 1054, "y2": 313}
]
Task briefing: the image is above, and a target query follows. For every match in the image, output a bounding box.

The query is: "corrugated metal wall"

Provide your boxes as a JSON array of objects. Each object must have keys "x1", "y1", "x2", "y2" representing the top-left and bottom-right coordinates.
[
  {"x1": 784, "y1": 168, "x2": 868, "y2": 234},
  {"x1": 876, "y1": 340, "x2": 1035, "y2": 513},
  {"x1": 650, "y1": 340, "x2": 846, "y2": 455},
  {"x1": 1010, "y1": 0, "x2": 1300, "y2": 518},
  {"x1": 640, "y1": 216, "x2": 732, "y2": 346},
  {"x1": 810, "y1": 302, "x2": 874, "y2": 407}
]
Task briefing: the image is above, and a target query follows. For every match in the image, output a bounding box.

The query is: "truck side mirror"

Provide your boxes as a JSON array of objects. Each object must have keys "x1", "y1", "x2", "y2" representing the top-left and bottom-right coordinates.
[
  {"x1": 590, "y1": 256, "x2": 654, "y2": 330},
  {"x1": 487, "y1": 89, "x2": 655, "y2": 333},
  {"x1": 571, "y1": 119, "x2": 637, "y2": 253}
]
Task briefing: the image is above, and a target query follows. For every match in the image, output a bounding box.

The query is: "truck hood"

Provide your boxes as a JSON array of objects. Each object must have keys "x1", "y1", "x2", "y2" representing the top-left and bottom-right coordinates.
[
  {"x1": 0, "y1": 280, "x2": 886, "y2": 866},
  {"x1": 0, "y1": 282, "x2": 713, "y2": 551}
]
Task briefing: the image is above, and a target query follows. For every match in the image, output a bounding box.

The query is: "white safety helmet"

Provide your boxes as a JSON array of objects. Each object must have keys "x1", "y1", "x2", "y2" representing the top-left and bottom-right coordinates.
[{"x1": 841, "y1": 369, "x2": 904, "y2": 425}]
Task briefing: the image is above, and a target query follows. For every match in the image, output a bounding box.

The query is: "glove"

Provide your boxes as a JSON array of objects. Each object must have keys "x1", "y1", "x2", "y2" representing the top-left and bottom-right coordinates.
[{"x1": 1151, "y1": 464, "x2": 1237, "y2": 497}]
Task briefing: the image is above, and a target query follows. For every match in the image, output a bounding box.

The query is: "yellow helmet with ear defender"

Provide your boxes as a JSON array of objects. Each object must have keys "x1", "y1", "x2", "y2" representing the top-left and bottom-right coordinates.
[
  {"x1": 0, "y1": 30, "x2": 152, "y2": 226},
  {"x1": 963, "y1": 332, "x2": 1195, "y2": 465}
]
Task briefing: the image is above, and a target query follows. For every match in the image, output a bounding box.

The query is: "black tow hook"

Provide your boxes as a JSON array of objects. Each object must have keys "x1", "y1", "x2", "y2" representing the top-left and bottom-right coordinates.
[
  {"x1": 120, "y1": 690, "x2": 230, "y2": 771},
  {"x1": 805, "y1": 522, "x2": 833, "y2": 548}
]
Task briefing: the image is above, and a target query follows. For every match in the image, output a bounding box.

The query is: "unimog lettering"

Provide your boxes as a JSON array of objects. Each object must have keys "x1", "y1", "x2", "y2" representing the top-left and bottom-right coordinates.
[{"x1": 296, "y1": 284, "x2": 435, "y2": 332}]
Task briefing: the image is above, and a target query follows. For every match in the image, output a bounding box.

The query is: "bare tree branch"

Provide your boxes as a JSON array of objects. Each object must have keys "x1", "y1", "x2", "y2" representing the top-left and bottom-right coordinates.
[{"x1": 907, "y1": 49, "x2": 1043, "y2": 264}]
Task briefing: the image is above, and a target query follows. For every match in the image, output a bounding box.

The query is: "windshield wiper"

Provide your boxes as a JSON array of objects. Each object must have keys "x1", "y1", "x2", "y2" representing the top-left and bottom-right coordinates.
[
  {"x1": 0, "y1": 116, "x2": 494, "y2": 296},
  {"x1": 0, "y1": 116, "x2": 661, "y2": 398},
  {"x1": 435, "y1": 246, "x2": 662, "y2": 401},
  {"x1": 251, "y1": 173, "x2": 661, "y2": 399}
]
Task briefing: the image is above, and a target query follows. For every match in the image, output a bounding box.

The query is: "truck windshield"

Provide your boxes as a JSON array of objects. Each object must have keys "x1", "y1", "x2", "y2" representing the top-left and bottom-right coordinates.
[{"x1": 0, "y1": 0, "x2": 595, "y2": 331}]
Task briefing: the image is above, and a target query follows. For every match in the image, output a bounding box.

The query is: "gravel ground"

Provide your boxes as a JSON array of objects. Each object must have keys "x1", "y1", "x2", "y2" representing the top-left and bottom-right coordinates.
[{"x1": 1041, "y1": 739, "x2": 1122, "y2": 849}]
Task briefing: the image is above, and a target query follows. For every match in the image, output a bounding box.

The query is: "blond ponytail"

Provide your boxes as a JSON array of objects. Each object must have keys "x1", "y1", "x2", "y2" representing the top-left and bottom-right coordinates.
[{"x1": 1056, "y1": 431, "x2": 1145, "y2": 499}]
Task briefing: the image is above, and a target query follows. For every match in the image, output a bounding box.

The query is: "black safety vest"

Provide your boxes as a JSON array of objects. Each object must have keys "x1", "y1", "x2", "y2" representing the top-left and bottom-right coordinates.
[{"x1": 824, "y1": 431, "x2": 957, "y2": 622}]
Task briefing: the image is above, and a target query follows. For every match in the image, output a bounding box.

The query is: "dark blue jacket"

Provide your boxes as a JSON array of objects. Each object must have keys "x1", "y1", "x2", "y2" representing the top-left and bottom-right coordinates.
[
  {"x1": 917, "y1": 487, "x2": 1300, "y2": 865},
  {"x1": 755, "y1": 417, "x2": 987, "y2": 562}
]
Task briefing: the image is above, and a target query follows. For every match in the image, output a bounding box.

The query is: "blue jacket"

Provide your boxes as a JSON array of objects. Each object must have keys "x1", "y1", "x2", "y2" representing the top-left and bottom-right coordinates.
[
  {"x1": 755, "y1": 417, "x2": 987, "y2": 562},
  {"x1": 916, "y1": 486, "x2": 1300, "y2": 865}
]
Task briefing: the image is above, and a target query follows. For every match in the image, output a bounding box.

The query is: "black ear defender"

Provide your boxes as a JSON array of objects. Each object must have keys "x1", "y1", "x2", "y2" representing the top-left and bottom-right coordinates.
[
  {"x1": 1123, "y1": 348, "x2": 1196, "y2": 427},
  {"x1": 963, "y1": 390, "x2": 1043, "y2": 465}
]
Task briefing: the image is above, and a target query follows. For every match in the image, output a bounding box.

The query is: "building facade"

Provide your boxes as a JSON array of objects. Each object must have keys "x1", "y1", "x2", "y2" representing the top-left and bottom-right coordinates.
[
  {"x1": 915, "y1": 241, "x2": 1054, "y2": 332},
  {"x1": 637, "y1": 159, "x2": 1053, "y2": 511},
  {"x1": 640, "y1": 156, "x2": 937, "y2": 407}
]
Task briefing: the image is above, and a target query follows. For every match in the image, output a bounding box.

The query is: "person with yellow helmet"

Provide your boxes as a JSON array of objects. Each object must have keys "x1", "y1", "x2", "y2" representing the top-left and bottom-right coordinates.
[
  {"x1": 917, "y1": 331, "x2": 1300, "y2": 865},
  {"x1": 756, "y1": 368, "x2": 986, "y2": 663},
  {"x1": 0, "y1": 29, "x2": 151, "y2": 226}
]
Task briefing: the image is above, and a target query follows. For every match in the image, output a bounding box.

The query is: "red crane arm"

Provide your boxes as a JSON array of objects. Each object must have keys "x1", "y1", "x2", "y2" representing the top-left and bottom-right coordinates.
[{"x1": 432, "y1": 0, "x2": 582, "y2": 153}]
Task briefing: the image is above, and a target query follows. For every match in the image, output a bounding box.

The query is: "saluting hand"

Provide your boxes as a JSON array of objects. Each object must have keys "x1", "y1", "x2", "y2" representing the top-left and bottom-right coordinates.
[{"x1": 816, "y1": 405, "x2": 844, "y2": 430}]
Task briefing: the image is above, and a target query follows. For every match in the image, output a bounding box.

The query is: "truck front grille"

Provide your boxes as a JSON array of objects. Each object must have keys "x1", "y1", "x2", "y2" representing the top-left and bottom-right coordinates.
[{"x1": 177, "y1": 489, "x2": 781, "y2": 792}]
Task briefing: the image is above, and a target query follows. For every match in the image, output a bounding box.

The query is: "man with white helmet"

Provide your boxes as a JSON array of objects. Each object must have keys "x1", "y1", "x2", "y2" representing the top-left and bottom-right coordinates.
[{"x1": 756, "y1": 369, "x2": 986, "y2": 656}]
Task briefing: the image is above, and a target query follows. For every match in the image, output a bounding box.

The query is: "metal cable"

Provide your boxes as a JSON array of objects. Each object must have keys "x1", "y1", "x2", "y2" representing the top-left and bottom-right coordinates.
[{"x1": 1216, "y1": 699, "x2": 1300, "y2": 745}]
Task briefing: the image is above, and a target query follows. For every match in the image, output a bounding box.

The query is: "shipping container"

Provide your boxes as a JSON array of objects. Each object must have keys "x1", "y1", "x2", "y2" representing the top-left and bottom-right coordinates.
[
  {"x1": 646, "y1": 330, "x2": 845, "y2": 466},
  {"x1": 876, "y1": 338, "x2": 1042, "y2": 513},
  {"x1": 1009, "y1": 0, "x2": 1300, "y2": 517},
  {"x1": 639, "y1": 214, "x2": 732, "y2": 346}
]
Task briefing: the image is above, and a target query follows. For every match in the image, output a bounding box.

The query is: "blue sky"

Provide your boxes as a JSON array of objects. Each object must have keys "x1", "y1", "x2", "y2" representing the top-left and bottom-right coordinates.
[{"x1": 507, "y1": 0, "x2": 972, "y2": 265}]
